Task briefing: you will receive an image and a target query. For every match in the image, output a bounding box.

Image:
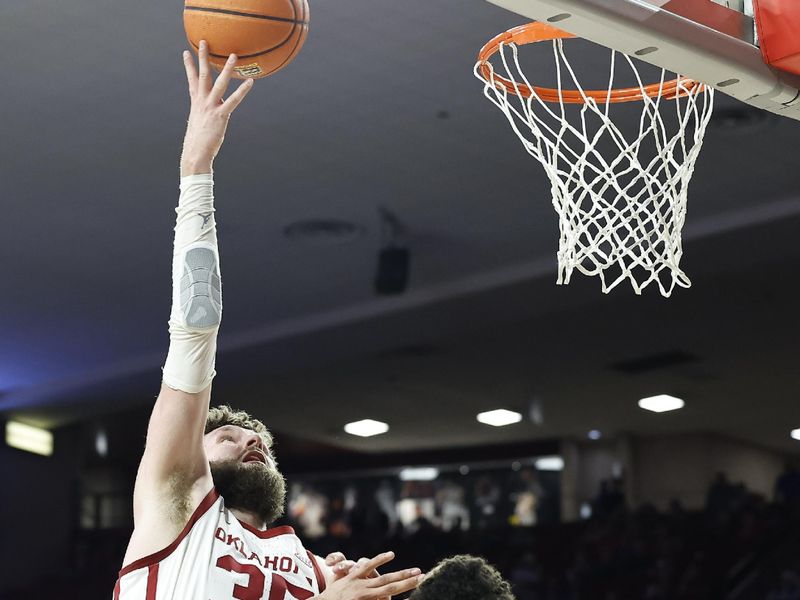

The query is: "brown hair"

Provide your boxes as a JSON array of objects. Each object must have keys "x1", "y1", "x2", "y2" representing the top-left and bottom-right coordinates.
[
  {"x1": 205, "y1": 405, "x2": 274, "y2": 449},
  {"x1": 409, "y1": 555, "x2": 516, "y2": 600}
]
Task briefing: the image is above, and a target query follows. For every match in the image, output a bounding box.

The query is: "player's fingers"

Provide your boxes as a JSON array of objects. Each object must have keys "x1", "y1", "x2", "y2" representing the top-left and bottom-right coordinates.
[
  {"x1": 349, "y1": 552, "x2": 395, "y2": 579},
  {"x1": 354, "y1": 558, "x2": 381, "y2": 578},
  {"x1": 325, "y1": 552, "x2": 346, "y2": 566},
  {"x1": 210, "y1": 54, "x2": 237, "y2": 104},
  {"x1": 360, "y1": 565, "x2": 381, "y2": 580},
  {"x1": 183, "y1": 51, "x2": 198, "y2": 97},
  {"x1": 354, "y1": 557, "x2": 371, "y2": 573},
  {"x1": 198, "y1": 40, "x2": 212, "y2": 92},
  {"x1": 370, "y1": 572, "x2": 425, "y2": 597},
  {"x1": 368, "y1": 568, "x2": 421, "y2": 588},
  {"x1": 333, "y1": 560, "x2": 356, "y2": 574},
  {"x1": 221, "y1": 78, "x2": 254, "y2": 114}
]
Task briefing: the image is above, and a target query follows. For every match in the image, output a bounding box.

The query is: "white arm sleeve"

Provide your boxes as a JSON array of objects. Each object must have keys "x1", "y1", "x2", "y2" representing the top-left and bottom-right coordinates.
[{"x1": 162, "y1": 173, "x2": 222, "y2": 393}]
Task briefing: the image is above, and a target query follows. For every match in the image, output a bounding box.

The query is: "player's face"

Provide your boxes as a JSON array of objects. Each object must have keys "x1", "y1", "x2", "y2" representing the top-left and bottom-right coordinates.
[
  {"x1": 203, "y1": 425, "x2": 287, "y2": 526},
  {"x1": 203, "y1": 425, "x2": 277, "y2": 470}
]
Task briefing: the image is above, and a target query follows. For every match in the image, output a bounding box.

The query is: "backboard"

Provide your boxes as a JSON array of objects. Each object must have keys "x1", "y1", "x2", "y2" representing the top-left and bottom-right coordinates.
[{"x1": 484, "y1": 0, "x2": 800, "y2": 120}]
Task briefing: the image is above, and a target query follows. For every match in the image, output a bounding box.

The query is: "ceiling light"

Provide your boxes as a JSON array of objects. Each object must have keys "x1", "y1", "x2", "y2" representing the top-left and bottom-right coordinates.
[
  {"x1": 343, "y1": 419, "x2": 389, "y2": 437},
  {"x1": 477, "y1": 409, "x2": 523, "y2": 427},
  {"x1": 588, "y1": 430, "x2": 602, "y2": 440},
  {"x1": 5, "y1": 421, "x2": 53, "y2": 457},
  {"x1": 638, "y1": 394, "x2": 685, "y2": 413},
  {"x1": 535, "y1": 456, "x2": 565, "y2": 471},
  {"x1": 399, "y1": 467, "x2": 439, "y2": 481},
  {"x1": 791, "y1": 429, "x2": 800, "y2": 441}
]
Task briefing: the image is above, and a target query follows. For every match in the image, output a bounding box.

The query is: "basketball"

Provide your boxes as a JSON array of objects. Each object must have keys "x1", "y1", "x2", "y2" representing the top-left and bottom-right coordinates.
[{"x1": 184, "y1": 0, "x2": 309, "y2": 79}]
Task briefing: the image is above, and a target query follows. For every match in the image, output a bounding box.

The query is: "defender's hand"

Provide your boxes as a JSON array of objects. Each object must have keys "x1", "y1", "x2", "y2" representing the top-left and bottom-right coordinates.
[
  {"x1": 326, "y1": 553, "x2": 385, "y2": 597},
  {"x1": 352, "y1": 557, "x2": 390, "y2": 600},
  {"x1": 180, "y1": 40, "x2": 254, "y2": 176},
  {"x1": 314, "y1": 552, "x2": 423, "y2": 600},
  {"x1": 325, "y1": 552, "x2": 357, "y2": 580}
]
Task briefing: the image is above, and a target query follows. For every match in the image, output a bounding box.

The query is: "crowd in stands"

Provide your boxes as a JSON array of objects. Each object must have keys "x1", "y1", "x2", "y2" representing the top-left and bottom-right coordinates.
[
  {"x1": 285, "y1": 466, "x2": 800, "y2": 600},
  {"x1": 6, "y1": 463, "x2": 800, "y2": 599}
]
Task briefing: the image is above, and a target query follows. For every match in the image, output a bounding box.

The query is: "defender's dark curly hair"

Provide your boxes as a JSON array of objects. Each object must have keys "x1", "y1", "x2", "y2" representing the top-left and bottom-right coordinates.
[
  {"x1": 205, "y1": 405, "x2": 273, "y2": 449},
  {"x1": 409, "y1": 554, "x2": 516, "y2": 600}
]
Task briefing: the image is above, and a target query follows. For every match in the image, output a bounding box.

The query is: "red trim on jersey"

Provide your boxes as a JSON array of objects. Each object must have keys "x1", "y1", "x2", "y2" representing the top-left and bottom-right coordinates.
[
  {"x1": 113, "y1": 578, "x2": 120, "y2": 600},
  {"x1": 118, "y1": 487, "x2": 220, "y2": 578},
  {"x1": 308, "y1": 550, "x2": 326, "y2": 593},
  {"x1": 146, "y1": 564, "x2": 159, "y2": 600},
  {"x1": 238, "y1": 521, "x2": 296, "y2": 539}
]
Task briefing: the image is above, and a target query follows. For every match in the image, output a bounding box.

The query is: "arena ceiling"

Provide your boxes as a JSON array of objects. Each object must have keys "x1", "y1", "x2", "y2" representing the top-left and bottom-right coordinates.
[{"x1": 2, "y1": 0, "x2": 800, "y2": 456}]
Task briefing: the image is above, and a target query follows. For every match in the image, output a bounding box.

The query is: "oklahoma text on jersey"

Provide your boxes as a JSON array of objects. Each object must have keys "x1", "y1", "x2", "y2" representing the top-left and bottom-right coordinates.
[{"x1": 114, "y1": 489, "x2": 327, "y2": 600}]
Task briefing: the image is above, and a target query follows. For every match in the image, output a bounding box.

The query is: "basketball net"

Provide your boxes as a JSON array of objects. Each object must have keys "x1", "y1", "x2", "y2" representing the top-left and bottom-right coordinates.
[{"x1": 474, "y1": 24, "x2": 715, "y2": 296}]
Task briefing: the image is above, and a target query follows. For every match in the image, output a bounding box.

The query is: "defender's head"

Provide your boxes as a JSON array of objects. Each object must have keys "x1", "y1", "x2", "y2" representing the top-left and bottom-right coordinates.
[{"x1": 409, "y1": 555, "x2": 516, "y2": 600}]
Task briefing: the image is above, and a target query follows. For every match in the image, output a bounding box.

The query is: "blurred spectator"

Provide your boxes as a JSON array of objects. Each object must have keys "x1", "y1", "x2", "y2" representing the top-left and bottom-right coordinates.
[
  {"x1": 775, "y1": 465, "x2": 800, "y2": 508},
  {"x1": 288, "y1": 482, "x2": 328, "y2": 538},
  {"x1": 509, "y1": 552, "x2": 542, "y2": 600},
  {"x1": 375, "y1": 479, "x2": 400, "y2": 531},
  {"x1": 592, "y1": 478, "x2": 625, "y2": 521},
  {"x1": 767, "y1": 569, "x2": 800, "y2": 600},
  {"x1": 510, "y1": 468, "x2": 543, "y2": 527},
  {"x1": 436, "y1": 478, "x2": 470, "y2": 531},
  {"x1": 706, "y1": 471, "x2": 736, "y2": 513},
  {"x1": 474, "y1": 475, "x2": 502, "y2": 529}
]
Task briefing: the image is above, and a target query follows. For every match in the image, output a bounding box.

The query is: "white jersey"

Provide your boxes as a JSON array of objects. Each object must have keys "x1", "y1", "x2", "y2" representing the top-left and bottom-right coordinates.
[{"x1": 114, "y1": 489, "x2": 326, "y2": 600}]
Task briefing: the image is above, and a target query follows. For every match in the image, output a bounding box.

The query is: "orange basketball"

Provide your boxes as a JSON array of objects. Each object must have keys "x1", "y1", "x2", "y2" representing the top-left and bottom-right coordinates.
[{"x1": 184, "y1": 0, "x2": 309, "y2": 79}]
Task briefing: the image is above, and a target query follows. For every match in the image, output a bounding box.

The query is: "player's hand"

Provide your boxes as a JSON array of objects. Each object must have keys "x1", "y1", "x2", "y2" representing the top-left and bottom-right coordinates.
[
  {"x1": 326, "y1": 554, "x2": 388, "y2": 600},
  {"x1": 354, "y1": 557, "x2": 390, "y2": 600},
  {"x1": 180, "y1": 40, "x2": 255, "y2": 176},
  {"x1": 314, "y1": 552, "x2": 423, "y2": 600},
  {"x1": 325, "y1": 552, "x2": 357, "y2": 580}
]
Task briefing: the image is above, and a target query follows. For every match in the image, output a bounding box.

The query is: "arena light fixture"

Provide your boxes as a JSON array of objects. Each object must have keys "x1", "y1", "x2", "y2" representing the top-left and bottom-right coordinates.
[
  {"x1": 535, "y1": 456, "x2": 565, "y2": 471},
  {"x1": 95, "y1": 429, "x2": 108, "y2": 457},
  {"x1": 399, "y1": 467, "x2": 439, "y2": 481},
  {"x1": 343, "y1": 419, "x2": 389, "y2": 437},
  {"x1": 588, "y1": 430, "x2": 602, "y2": 440},
  {"x1": 476, "y1": 409, "x2": 523, "y2": 427},
  {"x1": 638, "y1": 394, "x2": 685, "y2": 413},
  {"x1": 5, "y1": 421, "x2": 53, "y2": 457},
  {"x1": 791, "y1": 429, "x2": 800, "y2": 441}
]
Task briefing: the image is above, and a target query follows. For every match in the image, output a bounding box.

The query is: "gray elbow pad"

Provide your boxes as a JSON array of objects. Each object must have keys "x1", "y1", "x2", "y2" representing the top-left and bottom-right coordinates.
[{"x1": 180, "y1": 244, "x2": 222, "y2": 330}]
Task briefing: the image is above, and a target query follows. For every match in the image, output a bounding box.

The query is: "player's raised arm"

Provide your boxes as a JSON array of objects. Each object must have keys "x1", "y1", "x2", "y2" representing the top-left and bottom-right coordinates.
[
  {"x1": 124, "y1": 42, "x2": 254, "y2": 562},
  {"x1": 179, "y1": 41, "x2": 254, "y2": 177}
]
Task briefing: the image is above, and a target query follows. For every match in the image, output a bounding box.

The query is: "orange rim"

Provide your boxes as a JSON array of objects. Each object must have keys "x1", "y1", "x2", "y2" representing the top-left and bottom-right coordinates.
[{"x1": 477, "y1": 22, "x2": 705, "y2": 104}]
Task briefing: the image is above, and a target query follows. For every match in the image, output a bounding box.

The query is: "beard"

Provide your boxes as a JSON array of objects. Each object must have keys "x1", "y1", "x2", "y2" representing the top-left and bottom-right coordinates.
[{"x1": 210, "y1": 459, "x2": 287, "y2": 526}]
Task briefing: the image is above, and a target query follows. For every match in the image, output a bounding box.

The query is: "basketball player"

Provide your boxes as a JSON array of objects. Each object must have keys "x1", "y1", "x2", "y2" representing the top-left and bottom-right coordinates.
[
  {"x1": 408, "y1": 555, "x2": 516, "y2": 600},
  {"x1": 113, "y1": 42, "x2": 424, "y2": 600}
]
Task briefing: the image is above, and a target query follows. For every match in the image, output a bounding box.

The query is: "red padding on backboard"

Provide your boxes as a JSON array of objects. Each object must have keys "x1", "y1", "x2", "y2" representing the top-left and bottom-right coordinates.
[{"x1": 753, "y1": 0, "x2": 800, "y2": 76}]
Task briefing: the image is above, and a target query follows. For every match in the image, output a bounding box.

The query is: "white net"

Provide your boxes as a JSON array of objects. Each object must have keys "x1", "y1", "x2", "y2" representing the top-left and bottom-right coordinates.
[{"x1": 475, "y1": 39, "x2": 715, "y2": 296}]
